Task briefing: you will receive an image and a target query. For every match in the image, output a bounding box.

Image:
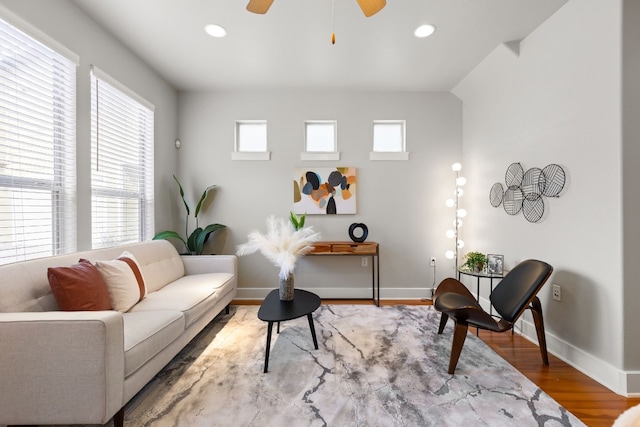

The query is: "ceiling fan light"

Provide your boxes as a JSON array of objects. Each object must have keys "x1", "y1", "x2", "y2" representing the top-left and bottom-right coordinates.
[
  {"x1": 204, "y1": 24, "x2": 227, "y2": 38},
  {"x1": 356, "y1": 0, "x2": 386, "y2": 17},
  {"x1": 415, "y1": 24, "x2": 436, "y2": 38}
]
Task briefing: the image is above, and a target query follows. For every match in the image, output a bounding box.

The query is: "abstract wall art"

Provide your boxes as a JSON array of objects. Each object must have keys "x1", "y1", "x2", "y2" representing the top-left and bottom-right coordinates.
[
  {"x1": 490, "y1": 162, "x2": 566, "y2": 223},
  {"x1": 293, "y1": 167, "x2": 357, "y2": 215}
]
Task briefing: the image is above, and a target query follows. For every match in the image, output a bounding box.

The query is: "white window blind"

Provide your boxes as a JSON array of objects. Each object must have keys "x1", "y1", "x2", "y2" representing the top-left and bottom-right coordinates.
[
  {"x1": 0, "y1": 18, "x2": 77, "y2": 265},
  {"x1": 91, "y1": 68, "x2": 154, "y2": 249}
]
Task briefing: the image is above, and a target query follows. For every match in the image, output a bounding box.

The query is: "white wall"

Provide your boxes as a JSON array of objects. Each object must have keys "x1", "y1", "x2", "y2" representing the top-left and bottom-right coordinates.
[
  {"x1": 0, "y1": 0, "x2": 179, "y2": 250},
  {"x1": 453, "y1": 0, "x2": 632, "y2": 394},
  {"x1": 177, "y1": 90, "x2": 462, "y2": 299}
]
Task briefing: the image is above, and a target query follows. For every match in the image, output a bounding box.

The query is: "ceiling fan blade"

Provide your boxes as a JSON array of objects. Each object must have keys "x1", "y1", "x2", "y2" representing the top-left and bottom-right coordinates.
[
  {"x1": 246, "y1": 0, "x2": 275, "y2": 14},
  {"x1": 356, "y1": 0, "x2": 386, "y2": 17}
]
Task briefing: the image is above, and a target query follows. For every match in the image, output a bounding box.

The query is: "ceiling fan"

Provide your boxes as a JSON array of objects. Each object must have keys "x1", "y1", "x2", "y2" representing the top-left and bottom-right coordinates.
[{"x1": 246, "y1": 0, "x2": 386, "y2": 17}]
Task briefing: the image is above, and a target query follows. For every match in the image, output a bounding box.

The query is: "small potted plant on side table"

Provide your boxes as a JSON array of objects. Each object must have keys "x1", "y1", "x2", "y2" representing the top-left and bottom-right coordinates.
[{"x1": 463, "y1": 251, "x2": 487, "y2": 273}]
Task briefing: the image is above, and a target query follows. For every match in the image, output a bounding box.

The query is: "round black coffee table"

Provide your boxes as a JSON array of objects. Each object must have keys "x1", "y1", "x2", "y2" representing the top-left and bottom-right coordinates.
[{"x1": 257, "y1": 288, "x2": 321, "y2": 373}]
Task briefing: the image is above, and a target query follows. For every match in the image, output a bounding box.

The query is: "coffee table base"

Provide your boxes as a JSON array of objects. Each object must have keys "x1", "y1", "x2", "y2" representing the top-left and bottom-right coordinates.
[
  {"x1": 258, "y1": 289, "x2": 321, "y2": 373},
  {"x1": 263, "y1": 314, "x2": 318, "y2": 373}
]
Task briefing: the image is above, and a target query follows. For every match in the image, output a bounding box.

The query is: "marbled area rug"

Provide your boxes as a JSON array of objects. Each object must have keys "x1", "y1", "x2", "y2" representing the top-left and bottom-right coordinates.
[{"x1": 125, "y1": 305, "x2": 585, "y2": 427}]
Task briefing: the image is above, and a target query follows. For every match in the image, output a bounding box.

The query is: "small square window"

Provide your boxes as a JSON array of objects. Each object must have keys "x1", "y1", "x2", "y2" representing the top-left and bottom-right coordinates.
[
  {"x1": 373, "y1": 121, "x2": 404, "y2": 152},
  {"x1": 233, "y1": 121, "x2": 270, "y2": 160},
  {"x1": 236, "y1": 121, "x2": 267, "y2": 152},
  {"x1": 302, "y1": 121, "x2": 340, "y2": 161},
  {"x1": 371, "y1": 120, "x2": 409, "y2": 161},
  {"x1": 305, "y1": 121, "x2": 336, "y2": 152}
]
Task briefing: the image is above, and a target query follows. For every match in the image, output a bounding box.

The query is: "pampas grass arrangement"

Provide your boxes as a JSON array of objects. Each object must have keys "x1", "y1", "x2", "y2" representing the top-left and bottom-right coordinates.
[{"x1": 236, "y1": 215, "x2": 321, "y2": 280}]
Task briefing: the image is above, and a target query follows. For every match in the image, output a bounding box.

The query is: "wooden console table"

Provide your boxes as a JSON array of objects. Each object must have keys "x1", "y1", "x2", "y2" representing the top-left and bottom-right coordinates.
[{"x1": 306, "y1": 241, "x2": 380, "y2": 306}]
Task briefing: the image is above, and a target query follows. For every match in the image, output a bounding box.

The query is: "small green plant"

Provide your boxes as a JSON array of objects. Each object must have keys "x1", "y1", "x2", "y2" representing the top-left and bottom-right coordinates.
[
  {"x1": 289, "y1": 211, "x2": 306, "y2": 231},
  {"x1": 463, "y1": 251, "x2": 487, "y2": 272},
  {"x1": 153, "y1": 175, "x2": 226, "y2": 255}
]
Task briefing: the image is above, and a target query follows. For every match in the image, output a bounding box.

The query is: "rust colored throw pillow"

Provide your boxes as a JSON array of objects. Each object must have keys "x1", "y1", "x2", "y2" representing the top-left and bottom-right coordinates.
[{"x1": 48, "y1": 260, "x2": 112, "y2": 311}]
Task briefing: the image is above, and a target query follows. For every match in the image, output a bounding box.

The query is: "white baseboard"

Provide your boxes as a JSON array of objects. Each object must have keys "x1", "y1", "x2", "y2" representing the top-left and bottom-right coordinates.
[
  {"x1": 475, "y1": 295, "x2": 640, "y2": 397},
  {"x1": 235, "y1": 286, "x2": 434, "y2": 301}
]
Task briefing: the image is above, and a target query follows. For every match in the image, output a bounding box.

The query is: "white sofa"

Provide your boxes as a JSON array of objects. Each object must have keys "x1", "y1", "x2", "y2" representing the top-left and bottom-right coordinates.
[{"x1": 0, "y1": 240, "x2": 237, "y2": 427}]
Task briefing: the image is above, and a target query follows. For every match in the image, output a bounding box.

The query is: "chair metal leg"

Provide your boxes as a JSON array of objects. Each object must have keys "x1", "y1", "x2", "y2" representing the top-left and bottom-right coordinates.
[
  {"x1": 529, "y1": 296, "x2": 549, "y2": 365},
  {"x1": 448, "y1": 321, "x2": 469, "y2": 374},
  {"x1": 437, "y1": 312, "x2": 448, "y2": 334}
]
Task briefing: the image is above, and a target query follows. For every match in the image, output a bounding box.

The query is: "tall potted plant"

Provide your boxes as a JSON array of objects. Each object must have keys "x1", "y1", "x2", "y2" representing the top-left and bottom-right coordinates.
[
  {"x1": 153, "y1": 175, "x2": 226, "y2": 255},
  {"x1": 236, "y1": 213, "x2": 320, "y2": 301}
]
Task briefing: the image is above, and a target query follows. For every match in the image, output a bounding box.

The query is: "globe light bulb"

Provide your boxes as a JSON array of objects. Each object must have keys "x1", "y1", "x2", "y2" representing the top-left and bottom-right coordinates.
[
  {"x1": 457, "y1": 240, "x2": 465, "y2": 248},
  {"x1": 446, "y1": 229, "x2": 455, "y2": 239},
  {"x1": 452, "y1": 163, "x2": 462, "y2": 172},
  {"x1": 456, "y1": 176, "x2": 467, "y2": 186},
  {"x1": 457, "y1": 188, "x2": 464, "y2": 197},
  {"x1": 445, "y1": 250, "x2": 455, "y2": 259},
  {"x1": 445, "y1": 198, "x2": 455, "y2": 208},
  {"x1": 456, "y1": 208, "x2": 467, "y2": 218},
  {"x1": 454, "y1": 219, "x2": 463, "y2": 227}
]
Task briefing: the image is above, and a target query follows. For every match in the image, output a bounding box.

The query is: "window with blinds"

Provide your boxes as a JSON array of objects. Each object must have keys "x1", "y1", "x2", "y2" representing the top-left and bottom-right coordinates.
[
  {"x1": 0, "y1": 18, "x2": 77, "y2": 265},
  {"x1": 90, "y1": 68, "x2": 154, "y2": 249}
]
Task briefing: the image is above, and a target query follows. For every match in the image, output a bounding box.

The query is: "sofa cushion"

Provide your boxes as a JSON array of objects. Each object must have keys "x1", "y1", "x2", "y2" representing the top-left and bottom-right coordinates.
[
  {"x1": 122, "y1": 310, "x2": 185, "y2": 377},
  {"x1": 125, "y1": 240, "x2": 185, "y2": 293},
  {"x1": 96, "y1": 256, "x2": 145, "y2": 313},
  {"x1": 129, "y1": 273, "x2": 233, "y2": 327},
  {"x1": 47, "y1": 260, "x2": 112, "y2": 311}
]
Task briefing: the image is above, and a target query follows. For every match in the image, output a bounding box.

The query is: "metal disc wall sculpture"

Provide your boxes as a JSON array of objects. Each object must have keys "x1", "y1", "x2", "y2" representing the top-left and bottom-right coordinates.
[{"x1": 489, "y1": 162, "x2": 566, "y2": 223}]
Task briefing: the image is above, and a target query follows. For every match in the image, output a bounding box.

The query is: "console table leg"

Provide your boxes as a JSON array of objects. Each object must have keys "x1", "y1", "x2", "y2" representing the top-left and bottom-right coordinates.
[{"x1": 376, "y1": 254, "x2": 380, "y2": 307}]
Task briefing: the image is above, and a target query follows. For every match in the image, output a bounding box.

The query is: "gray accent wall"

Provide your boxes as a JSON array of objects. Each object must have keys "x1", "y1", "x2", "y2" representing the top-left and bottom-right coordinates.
[{"x1": 176, "y1": 90, "x2": 462, "y2": 299}]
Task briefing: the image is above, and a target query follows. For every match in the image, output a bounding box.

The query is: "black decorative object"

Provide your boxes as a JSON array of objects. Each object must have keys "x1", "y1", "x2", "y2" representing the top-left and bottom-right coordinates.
[
  {"x1": 348, "y1": 223, "x2": 368, "y2": 242},
  {"x1": 541, "y1": 164, "x2": 565, "y2": 197},
  {"x1": 505, "y1": 162, "x2": 524, "y2": 187},
  {"x1": 503, "y1": 186, "x2": 524, "y2": 216},
  {"x1": 489, "y1": 183, "x2": 504, "y2": 207},
  {"x1": 522, "y1": 167, "x2": 545, "y2": 198},
  {"x1": 490, "y1": 163, "x2": 566, "y2": 223},
  {"x1": 523, "y1": 194, "x2": 545, "y2": 223}
]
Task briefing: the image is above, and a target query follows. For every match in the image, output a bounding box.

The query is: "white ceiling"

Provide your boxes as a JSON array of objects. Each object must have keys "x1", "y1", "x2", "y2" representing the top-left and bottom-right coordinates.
[{"x1": 71, "y1": 0, "x2": 568, "y2": 92}]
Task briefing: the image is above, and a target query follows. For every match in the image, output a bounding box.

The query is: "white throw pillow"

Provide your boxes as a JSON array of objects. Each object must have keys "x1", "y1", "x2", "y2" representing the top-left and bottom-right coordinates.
[
  {"x1": 95, "y1": 252, "x2": 147, "y2": 312},
  {"x1": 118, "y1": 251, "x2": 147, "y2": 299}
]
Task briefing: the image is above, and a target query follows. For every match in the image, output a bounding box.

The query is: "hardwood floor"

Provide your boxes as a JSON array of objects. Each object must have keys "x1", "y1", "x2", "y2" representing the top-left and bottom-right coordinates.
[
  {"x1": 385, "y1": 299, "x2": 640, "y2": 426},
  {"x1": 234, "y1": 298, "x2": 640, "y2": 426},
  {"x1": 478, "y1": 328, "x2": 640, "y2": 426}
]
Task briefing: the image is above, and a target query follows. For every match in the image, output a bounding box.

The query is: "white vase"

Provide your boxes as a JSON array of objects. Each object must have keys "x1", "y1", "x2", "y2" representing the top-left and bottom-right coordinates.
[{"x1": 279, "y1": 273, "x2": 294, "y2": 301}]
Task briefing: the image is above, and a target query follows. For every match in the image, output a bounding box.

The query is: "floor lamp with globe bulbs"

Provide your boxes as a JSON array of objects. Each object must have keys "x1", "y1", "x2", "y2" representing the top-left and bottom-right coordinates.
[{"x1": 445, "y1": 163, "x2": 466, "y2": 271}]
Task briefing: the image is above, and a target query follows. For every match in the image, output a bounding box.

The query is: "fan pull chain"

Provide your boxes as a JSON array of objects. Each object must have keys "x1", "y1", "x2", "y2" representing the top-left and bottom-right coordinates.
[{"x1": 331, "y1": 0, "x2": 336, "y2": 44}]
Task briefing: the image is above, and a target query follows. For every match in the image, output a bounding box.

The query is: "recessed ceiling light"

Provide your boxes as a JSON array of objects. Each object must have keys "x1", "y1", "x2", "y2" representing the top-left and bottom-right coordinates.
[
  {"x1": 204, "y1": 24, "x2": 227, "y2": 38},
  {"x1": 414, "y1": 24, "x2": 436, "y2": 38}
]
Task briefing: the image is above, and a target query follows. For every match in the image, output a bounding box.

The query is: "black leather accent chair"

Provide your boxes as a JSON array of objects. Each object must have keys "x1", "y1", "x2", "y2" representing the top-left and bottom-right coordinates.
[{"x1": 434, "y1": 259, "x2": 553, "y2": 374}]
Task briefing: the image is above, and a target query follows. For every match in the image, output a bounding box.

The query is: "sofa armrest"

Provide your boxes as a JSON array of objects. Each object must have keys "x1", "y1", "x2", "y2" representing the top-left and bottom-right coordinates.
[
  {"x1": 0, "y1": 311, "x2": 125, "y2": 425},
  {"x1": 181, "y1": 254, "x2": 237, "y2": 276}
]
